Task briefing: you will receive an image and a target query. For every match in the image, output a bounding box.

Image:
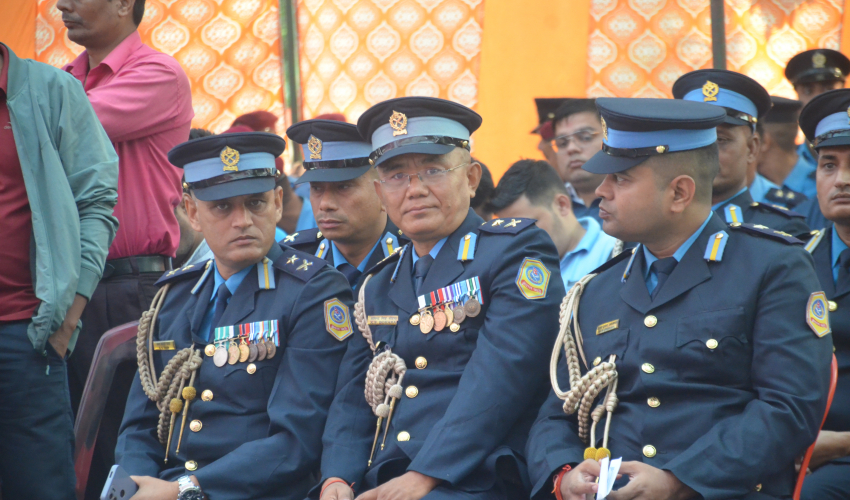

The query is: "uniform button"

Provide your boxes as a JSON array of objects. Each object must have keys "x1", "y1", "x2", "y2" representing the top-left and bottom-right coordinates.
[
  {"x1": 405, "y1": 386, "x2": 419, "y2": 398},
  {"x1": 647, "y1": 397, "x2": 660, "y2": 408},
  {"x1": 201, "y1": 390, "x2": 213, "y2": 402},
  {"x1": 397, "y1": 431, "x2": 410, "y2": 442},
  {"x1": 386, "y1": 237, "x2": 393, "y2": 244},
  {"x1": 593, "y1": 357, "x2": 601, "y2": 366},
  {"x1": 415, "y1": 356, "x2": 427, "y2": 369},
  {"x1": 829, "y1": 301, "x2": 838, "y2": 312},
  {"x1": 755, "y1": 484, "x2": 762, "y2": 492},
  {"x1": 204, "y1": 345, "x2": 216, "y2": 357},
  {"x1": 247, "y1": 363, "x2": 257, "y2": 374},
  {"x1": 706, "y1": 339, "x2": 719, "y2": 350},
  {"x1": 189, "y1": 420, "x2": 202, "y2": 432},
  {"x1": 185, "y1": 460, "x2": 198, "y2": 471},
  {"x1": 641, "y1": 363, "x2": 655, "y2": 374},
  {"x1": 643, "y1": 445, "x2": 656, "y2": 458},
  {"x1": 644, "y1": 315, "x2": 657, "y2": 328}
]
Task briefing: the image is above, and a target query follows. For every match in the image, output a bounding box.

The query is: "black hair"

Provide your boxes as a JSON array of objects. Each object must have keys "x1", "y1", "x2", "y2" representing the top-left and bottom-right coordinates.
[
  {"x1": 488, "y1": 159, "x2": 569, "y2": 211},
  {"x1": 189, "y1": 128, "x2": 214, "y2": 141},
  {"x1": 652, "y1": 143, "x2": 719, "y2": 203},
  {"x1": 471, "y1": 158, "x2": 493, "y2": 211},
  {"x1": 133, "y1": 0, "x2": 145, "y2": 26},
  {"x1": 552, "y1": 99, "x2": 599, "y2": 128},
  {"x1": 761, "y1": 122, "x2": 799, "y2": 153}
]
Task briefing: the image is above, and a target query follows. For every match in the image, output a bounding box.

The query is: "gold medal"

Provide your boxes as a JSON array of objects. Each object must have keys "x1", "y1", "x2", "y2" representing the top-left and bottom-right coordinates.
[
  {"x1": 266, "y1": 340, "x2": 277, "y2": 359},
  {"x1": 450, "y1": 323, "x2": 460, "y2": 332},
  {"x1": 419, "y1": 310, "x2": 434, "y2": 334},
  {"x1": 433, "y1": 309, "x2": 447, "y2": 332},
  {"x1": 247, "y1": 343, "x2": 258, "y2": 363},
  {"x1": 452, "y1": 305, "x2": 466, "y2": 323},
  {"x1": 409, "y1": 313, "x2": 421, "y2": 326},
  {"x1": 256, "y1": 340, "x2": 267, "y2": 361},
  {"x1": 444, "y1": 305, "x2": 454, "y2": 326},
  {"x1": 238, "y1": 338, "x2": 250, "y2": 363},
  {"x1": 213, "y1": 345, "x2": 228, "y2": 367},
  {"x1": 465, "y1": 297, "x2": 481, "y2": 317},
  {"x1": 227, "y1": 342, "x2": 240, "y2": 365},
  {"x1": 204, "y1": 344, "x2": 216, "y2": 357}
]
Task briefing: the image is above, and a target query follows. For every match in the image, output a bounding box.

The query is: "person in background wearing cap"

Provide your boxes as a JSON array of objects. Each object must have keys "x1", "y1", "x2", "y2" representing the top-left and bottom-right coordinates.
[
  {"x1": 489, "y1": 159, "x2": 619, "y2": 289},
  {"x1": 114, "y1": 132, "x2": 354, "y2": 500},
  {"x1": 795, "y1": 89, "x2": 850, "y2": 500},
  {"x1": 754, "y1": 96, "x2": 809, "y2": 209},
  {"x1": 527, "y1": 97, "x2": 832, "y2": 500},
  {"x1": 551, "y1": 99, "x2": 605, "y2": 223},
  {"x1": 316, "y1": 97, "x2": 564, "y2": 500},
  {"x1": 534, "y1": 98, "x2": 568, "y2": 167},
  {"x1": 283, "y1": 119, "x2": 407, "y2": 292},
  {"x1": 674, "y1": 69, "x2": 811, "y2": 237},
  {"x1": 784, "y1": 49, "x2": 850, "y2": 199}
]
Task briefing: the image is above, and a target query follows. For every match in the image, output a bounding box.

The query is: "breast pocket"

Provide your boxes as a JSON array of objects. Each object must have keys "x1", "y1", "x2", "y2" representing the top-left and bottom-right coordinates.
[
  {"x1": 223, "y1": 360, "x2": 278, "y2": 401},
  {"x1": 675, "y1": 307, "x2": 750, "y2": 384},
  {"x1": 585, "y1": 328, "x2": 629, "y2": 366}
]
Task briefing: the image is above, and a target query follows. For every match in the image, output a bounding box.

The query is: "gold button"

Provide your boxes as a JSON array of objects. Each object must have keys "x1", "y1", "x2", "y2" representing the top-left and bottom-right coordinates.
[
  {"x1": 386, "y1": 237, "x2": 393, "y2": 243},
  {"x1": 706, "y1": 339, "x2": 719, "y2": 350},
  {"x1": 730, "y1": 222, "x2": 742, "y2": 228},
  {"x1": 644, "y1": 315, "x2": 657, "y2": 328},
  {"x1": 204, "y1": 345, "x2": 216, "y2": 357},
  {"x1": 405, "y1": 386, "x2": 419, "y2": 398},
  {"x1": 593, "y1": 357, "x2": 601, "y2": 366},
  {"x1": 201, "y1": 390, "x2": 213, "y2": 402},
  {"x1": 185, "y1": 460, "x2": 198, "y2": 471},
  {"x1": 247, "y1": 363, "x2": 257, "y2": 374},
  {"x1": 397, "y1": 431, "x2": 410, "y2": 442},
  {"x1": 647, "y1": 397, "x2": 660, "y2": 408},
  {"x1": 656, "y1": 145, "x2": 666, "y2": 154},
  {"x1": 189, "y1": 419, "x2": 202, "y2": 432},
  {"x1": 750, "y1": 202, "x2": 759, "y2": 207},
  {"x1": 643, "y1": 445, "x2": 656, "y2": 458},
  {"x1": 641, "y1": 363, "x2": 655, "y2": 374},
  {"x1": 829, "y1": 300, "x2": 838, "y2": 312},
  {"x1": 415, "y1": 356, "x2": 427, "y2": 369}
]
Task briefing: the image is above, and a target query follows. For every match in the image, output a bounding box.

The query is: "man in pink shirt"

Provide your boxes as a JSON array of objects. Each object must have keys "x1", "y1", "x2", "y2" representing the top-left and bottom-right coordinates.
[{"x1": 57, "y1": 0, "x2": 193, "y2": 493}]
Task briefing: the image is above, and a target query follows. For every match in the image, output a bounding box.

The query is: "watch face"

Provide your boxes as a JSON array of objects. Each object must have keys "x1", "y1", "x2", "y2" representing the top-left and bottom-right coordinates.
[{"x1": 178, "y1": 489, "x2": 204, "y2": 500}]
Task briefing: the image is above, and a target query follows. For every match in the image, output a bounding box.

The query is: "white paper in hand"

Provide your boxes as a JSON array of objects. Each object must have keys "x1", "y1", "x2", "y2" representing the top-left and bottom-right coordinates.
[{"x1": 596, "y1": 457, "x2": 622, "y2": 500}]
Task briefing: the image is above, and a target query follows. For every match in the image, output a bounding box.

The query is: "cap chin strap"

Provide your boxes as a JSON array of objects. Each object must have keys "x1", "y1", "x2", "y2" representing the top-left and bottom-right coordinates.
[
  {"x1": 369, "y1": 136, "x2": 469, "y2": 164},
  {"x1": 602, "y1": 143, "x2": 669, "y2": 158},
  {"x1": 814, "y1": 129, "x2": 850, "y2": 148},
  {"x1": 305, "y1": 157, "x2": 371, "y2": 170},
  {"x1": 186, "y1": 168, "x2": 277, "y2": 190}
]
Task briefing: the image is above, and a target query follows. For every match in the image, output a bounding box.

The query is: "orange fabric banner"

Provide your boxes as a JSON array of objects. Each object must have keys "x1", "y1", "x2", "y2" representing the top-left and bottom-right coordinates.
[{"x1": 0, "y1": 1, "x2": 36, "y2": 59}]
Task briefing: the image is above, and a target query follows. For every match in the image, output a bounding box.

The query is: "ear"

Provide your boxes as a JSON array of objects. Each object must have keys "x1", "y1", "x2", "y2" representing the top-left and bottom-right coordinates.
[
  {"x1": 746, "y1": 128, "x2": 761, "y2": 164},
  {"x1": 185, "y1": 193, "x2": 203, "y2": 233},
  {"x1": 758, "y1": 130, "x2": 772, "y2": 154},
  {"x1": 116, "y1": 0, "x2": 134, "y2": 17},
  {"x1": 273, "y1": 185, "x2": 284, "y2": 223},
  {"x1": 466, "y1": 161, "x2": 482, "y2": 198},
  {"x1": 668, "y1": 175, "x2": 696, "y2": 215},
  {"x1": 552, "y1": 192, "x2": 573, "y2": 218}
]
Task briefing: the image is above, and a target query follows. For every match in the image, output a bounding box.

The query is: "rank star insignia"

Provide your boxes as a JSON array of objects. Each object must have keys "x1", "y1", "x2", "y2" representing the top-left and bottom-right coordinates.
[
  {"x1": 307, "y1": 135, "x2": 323, "y2": 160},
  {"x1": 492, "y1": 219, "x2": 504, "y2": 226},
  {"x1": 504, "y1": 219, "x2": 520, "y2": 228},
  {"x1": 753, "y1": 224, "x2": 769, "y2": 229},
  {"x1": 220, "y1": 146, "x2": 240, "y2": 172},
  {"x1": 286, "y1": 255, "x2": 298, "y2": 265},
  {"x1": 297, "y1": 259, "x2": 314, "y2": 271},
  {"x1": 284, "y1": 232, "x2": 299, "y2": 243},
  {"x1": 317, "y1": 231, "x2": 322, "y2": 239},
  {"x1": 390, "y1": 110, "x2": 408, "y2": 137},
  {"x1": 702, "y1": 80, "x2": 719, "y2": 102}
]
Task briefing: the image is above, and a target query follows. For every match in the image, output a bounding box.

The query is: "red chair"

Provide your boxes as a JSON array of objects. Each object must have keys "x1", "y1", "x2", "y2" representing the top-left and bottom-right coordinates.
[
  {"x1": 74, "y1": 322, "x2": 139, "y2": 500},
  {"x1": 793, "y1": 354, "x2": 839, "y2": 500}
]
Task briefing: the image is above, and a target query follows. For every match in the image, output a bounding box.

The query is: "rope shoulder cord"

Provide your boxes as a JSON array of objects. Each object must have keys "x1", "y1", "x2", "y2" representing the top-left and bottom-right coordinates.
[
  {"x1": 136, "y1": 284, "x2": 204, "y2": 463},
  {"x1": 549, "y1": 274, "x2": 619, "y2": 462}
]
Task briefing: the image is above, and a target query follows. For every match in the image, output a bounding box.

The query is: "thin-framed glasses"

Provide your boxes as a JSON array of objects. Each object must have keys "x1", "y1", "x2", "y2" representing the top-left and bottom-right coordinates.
[
  {"x1": 552, "y1": 131, "x2": 600, "y2": 152},
  {"x1": 379, "y1": 163, "x2": 470, "y2": 192}
]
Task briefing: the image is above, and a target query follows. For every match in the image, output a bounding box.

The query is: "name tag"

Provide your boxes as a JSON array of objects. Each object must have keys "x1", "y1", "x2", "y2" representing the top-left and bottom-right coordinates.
[
  {"x1": 153, "y1": 340, "x2": 176, "y2": 351},
  {"x1": 368, "y1": 315, "x2": 398, "y2": 326},
  {"x1": 596, "y1": 320, "x2": 619, "y2": 336}
]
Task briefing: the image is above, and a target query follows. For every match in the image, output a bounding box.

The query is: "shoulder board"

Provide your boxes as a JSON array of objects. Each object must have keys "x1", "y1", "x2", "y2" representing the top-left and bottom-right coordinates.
[
  {"x1": 589, "y1": 246, "x2": 634, "y2": 275},
  {"x1": 363, "y1": 244, "x2": 404, "y2": 277},
  {"x1": 804, "y1": 228, "x2": 827, "y2": 254},
  {"x1": 728, "y1": 222, "x2": 804, "y2": 245},
  {"x1": 479, "y1": 217, "x2": 536, "y2": 235},
  {"x1": 275, "y1": 247, "x2": 324, "y2": 282},
  {"x1": 750, "y1": 201, "x2": 805, "y2": 219},
  {"x1": 155, "y1": 259, "x2": 211, "y2": 287},
  {"x1": 281, "y1": 227, "x2": 323, "y2": 246}
]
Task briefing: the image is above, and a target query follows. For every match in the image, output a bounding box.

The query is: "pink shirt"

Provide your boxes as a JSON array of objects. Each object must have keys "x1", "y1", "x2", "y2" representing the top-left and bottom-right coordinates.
[{"x1": 65, "y1": 31, "x2": 193, "y2": 259}]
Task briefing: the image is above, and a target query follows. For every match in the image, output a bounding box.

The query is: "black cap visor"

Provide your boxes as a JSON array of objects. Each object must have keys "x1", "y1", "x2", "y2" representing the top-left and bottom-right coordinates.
[
  {"x1": 794, "y1": 68, "x2": 845, "y2": 86},
  {"x1": 582, "y1": 149, "x2": 652, "y2": 174},
  {"x1": 814, "y1": 131, "x2": 850, "y2": 150},
  {"x1": 192, "y1": 177, "x2": 276, "y2": 201},
  {"x1": 372, "y1": 142, "x2": 458, "y2": 167},
  {"x1": 296, "y1": 164, "x2": 372, "y2": 184}
]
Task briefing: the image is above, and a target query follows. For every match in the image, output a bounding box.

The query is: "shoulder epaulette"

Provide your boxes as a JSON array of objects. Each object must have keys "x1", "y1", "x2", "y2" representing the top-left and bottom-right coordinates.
[
  {"x1": 155, "y1": 259, "x2": 211, "y2": 286},
  {"x1": 590, "y1": 246, "x2": 634, "y2": 275},
  {"x1": 275, "y1": 247, "x2": 325, "y2": 282},
  {"x1": 765, "y1": 188, "x2": 807, "y2": 208},
  {"x1": 363, "y1": 244, "x2": 404, "y2": 277},
  {"x1": 729, "y1": 222, "x2": 804, "y2": 245},
  {"x1": 750, "y1": 201, "x2": 805, "y2": 219},
  {"x1": 804, "y1": 228, "x2": 827, "y2": 253},
  {"x1": 281, "y1": 227, "x2": 323, "y2": 247},
  {"x1": 478, "y1": 217, "x2": 536, "y2": 234}
]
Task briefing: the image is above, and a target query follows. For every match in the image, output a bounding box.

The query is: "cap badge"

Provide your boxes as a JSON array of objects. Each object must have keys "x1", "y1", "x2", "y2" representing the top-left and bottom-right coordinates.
[
  {"x1": 220, "y1": 146, "x2": 240, "y2": 172},
  {"x1": 307, "y1": 135, "x2": 323, "y2": 160},
  {"x1": 390, "y1": 110, "x2": 408, "y2": 137},
  {"x1": 813, "y1": 52, "x2": 826, "y2": 69},
  {"x1": 702, "y1": 80, "x2": 719, "y2": 102},
  {"x1": 601, "y1": 116, "x2": 608, "y2": 141}
]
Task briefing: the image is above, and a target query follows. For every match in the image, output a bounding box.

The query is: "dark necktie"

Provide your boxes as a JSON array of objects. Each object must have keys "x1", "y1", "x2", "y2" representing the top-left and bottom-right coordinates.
[
  {"x1": 208, "y1": 285, "x2": 232, "y2": 341},
  {"x1": 338, "y1": 263, "x2": 362, "y2": 287},
  {"x1": 650, "y1": 257, "x2": 678, "y2": 300},
  {"x1": 837, "y1": 249, "x2": 850, "y2": 292},
  {"x1": 413, "y1": 255, "x2": 434, "y2": 295}
]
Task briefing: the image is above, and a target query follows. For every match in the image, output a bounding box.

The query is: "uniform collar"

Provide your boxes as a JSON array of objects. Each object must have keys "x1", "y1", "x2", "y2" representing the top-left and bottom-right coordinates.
[
  {"x1": 712, "y1": 186, "x2": 749, "y2": 211},
  {"x1": 831, "y1": 227, "x2": 849, "y2": 278},
  {"x1": 642, "y1": 212, "x2": 713, "y2": 281},
  {"x1": 412, "y1": 237, "x2": 448, "y2": 265},
  {"x1": 209, "y1": 262, "x2": 254, "y2": 302},
  {"x1": 332, "y1": 238, "x2": 379, "y2": 273}
]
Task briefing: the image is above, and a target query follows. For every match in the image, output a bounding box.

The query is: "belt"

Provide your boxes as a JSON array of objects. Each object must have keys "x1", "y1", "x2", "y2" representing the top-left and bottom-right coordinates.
[{"x1": 103, "y1": 255, "x2": 170, "y2": 279}]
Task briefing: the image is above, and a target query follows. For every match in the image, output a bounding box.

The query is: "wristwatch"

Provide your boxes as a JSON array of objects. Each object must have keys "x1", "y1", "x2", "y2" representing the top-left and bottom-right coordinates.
[{"x1": 177, "y1": 475, "x2": 204, "y2": 500}]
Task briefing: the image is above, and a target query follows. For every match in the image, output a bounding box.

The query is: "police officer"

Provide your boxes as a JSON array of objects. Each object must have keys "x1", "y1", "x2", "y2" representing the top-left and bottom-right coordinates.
[
  {"x1": 283, "y1": 119, "x2": 407, "y2": 291},
  {"x1": 673, "y1": 69, "x2": 811, "y2": 237},
  {"x1": 317, "y1": 97, "x2": 564, "y2": 500},
  {"x1": 784, "y1": 49, "x2": 850, "y2": 199},
  {"x1": 526, "y1": 98, "x2": 833, "y2": 500},
  {"x1": 755, "y1": 96, "x2": 808, "y2": 209},
  {"x1": 796, "y1": 89, "x2": 850, "y2": 500},
  {"x1": 115, "y1": 132, "x2": 355, "y2": 500}
]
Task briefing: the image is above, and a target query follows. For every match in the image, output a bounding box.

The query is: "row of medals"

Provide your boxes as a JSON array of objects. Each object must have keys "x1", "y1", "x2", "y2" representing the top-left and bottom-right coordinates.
[
  {"x1": 203, "y1": 338, "x2": 277, "y2": 368},
  {"x1": 410, "y1": 295, "x2": 481, "y2": 334}
]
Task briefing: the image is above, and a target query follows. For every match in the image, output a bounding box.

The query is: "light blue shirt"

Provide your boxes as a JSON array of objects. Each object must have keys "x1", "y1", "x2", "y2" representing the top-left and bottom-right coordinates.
[
  {"x1": 411, "y1": 237, "x2": 448, "y2": 266},
  {"x1": 643, "y1": 213, "x2": 713, "y2": 294},
  {"x1": 275, "y1": 197, "x2": 317, "y2": 242},
  {"x1": 832, "y1": 230, "x2": 849, "y2": 283},
  {"x1": 749, "y1": 173, "x2": 780, "y2": 204},
  {"x1": 784, "y1": 144, "x2": 817, "y2": 199},
  {"x1": 199, "y1": 262, "x2": 254, "y2": 341},
  {"x1": 560, "y1": 217, "x2": 617, "y2": 288},
  {"x1": 711, "y1": 187, "x2": 749, "y2": 211}
]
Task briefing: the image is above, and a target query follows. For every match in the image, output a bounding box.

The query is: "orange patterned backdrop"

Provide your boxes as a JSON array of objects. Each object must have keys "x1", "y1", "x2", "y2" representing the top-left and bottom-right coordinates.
[
  {"x1": 35, "y1": 0, "x2": 285, "y2": 134},
  {"x1": 587, "y1": 0, "x2": 844, "y2": 98},
  {"x1": 295, "y1": 0, "x2": 484, "y2": 123}
]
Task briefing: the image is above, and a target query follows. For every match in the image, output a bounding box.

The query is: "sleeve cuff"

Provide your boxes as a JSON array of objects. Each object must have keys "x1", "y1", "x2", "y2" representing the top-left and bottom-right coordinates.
[{"x1": 76, "y1": 266, "x2": 101, "y2": 300}]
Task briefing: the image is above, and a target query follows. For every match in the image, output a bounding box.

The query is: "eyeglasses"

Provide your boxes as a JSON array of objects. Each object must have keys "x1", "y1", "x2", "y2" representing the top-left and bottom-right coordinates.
[
  {"x1": 379, "y1": 163, "x2": 470, "y2": 192},
  {"x1": 552, "y1": 131, "x2": 601, "y2": 152}
]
